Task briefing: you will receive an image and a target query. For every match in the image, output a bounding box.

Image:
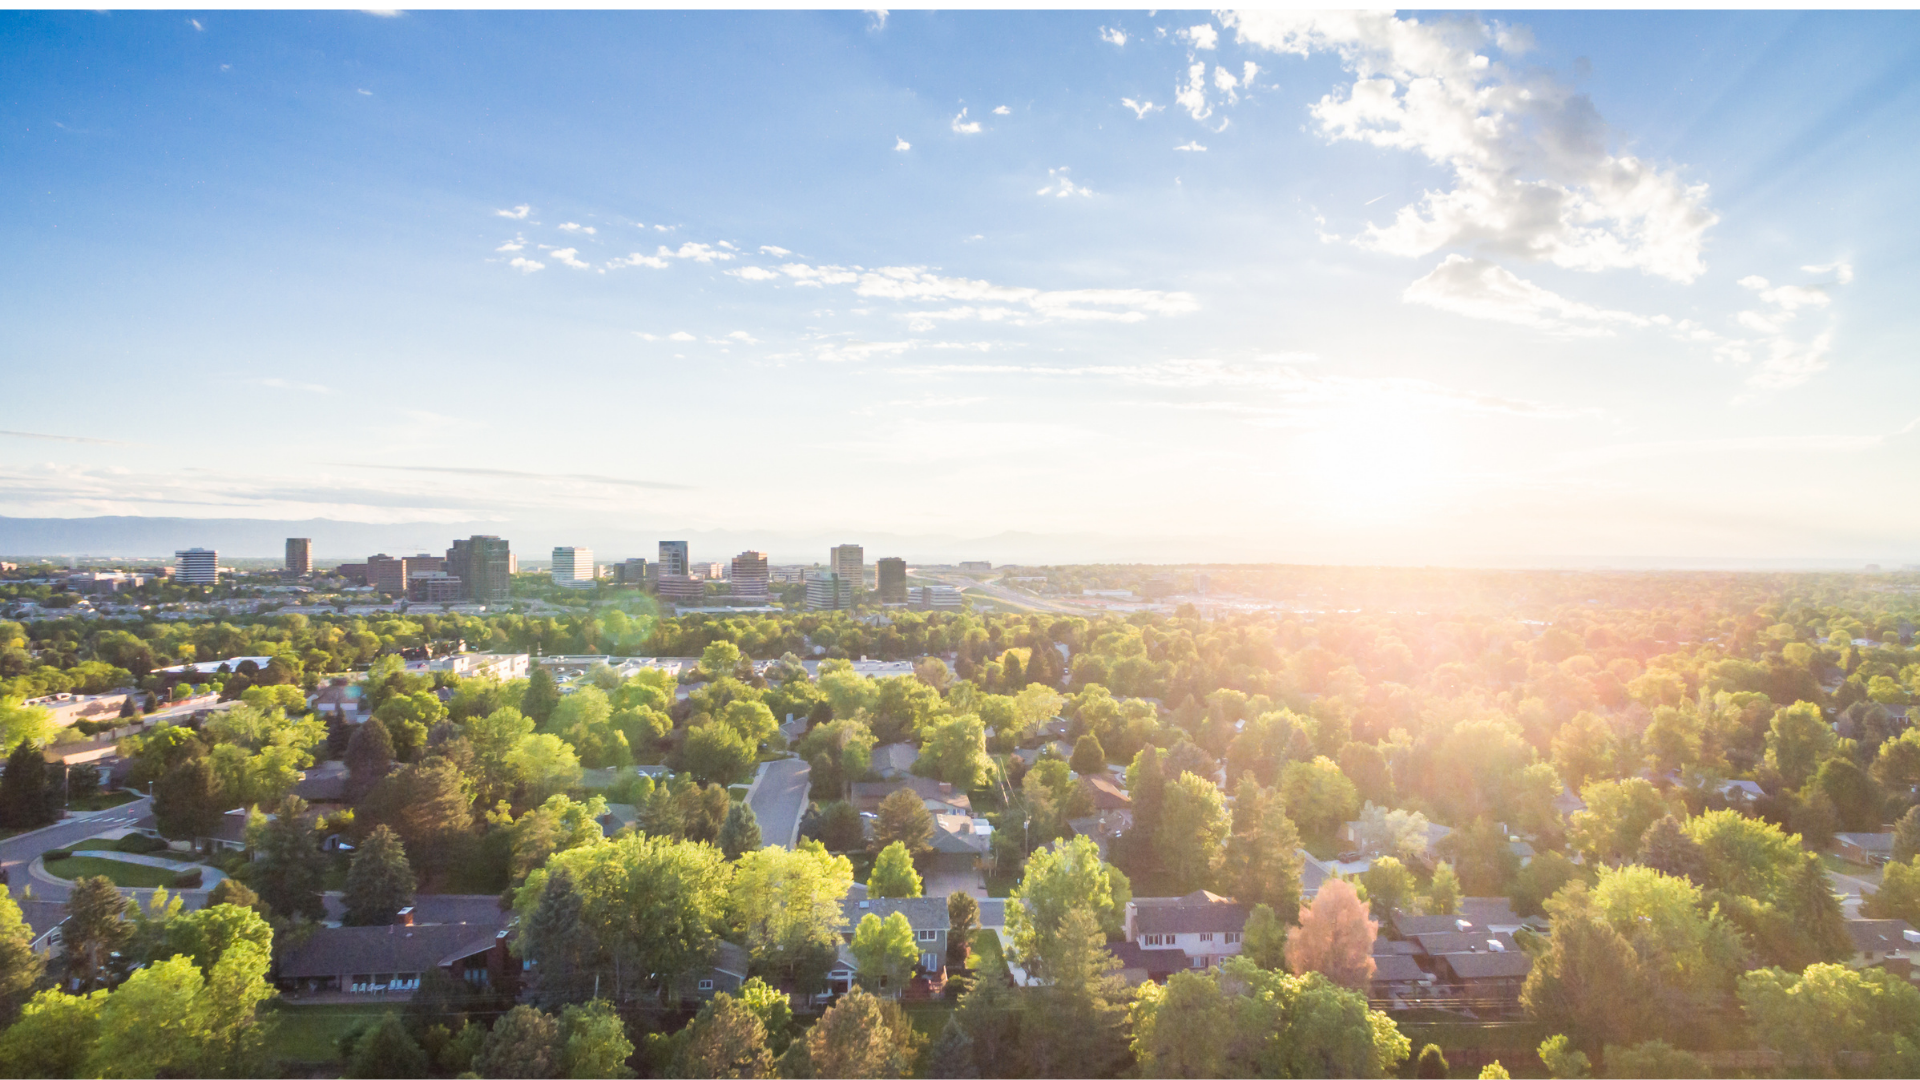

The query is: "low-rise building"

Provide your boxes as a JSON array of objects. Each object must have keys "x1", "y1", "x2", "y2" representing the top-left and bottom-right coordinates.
[
  {"x1": 275, "y1": 909, "x2": 515, "y2": 998},
  {"x1": 1847, "y1": 919, "x2": 1920, "y2": 982},
  {"x1": 1838, "y1": 831, "x2": 1896, "y2": 866},
  {"x1": 851, "y1": 775, "x2": 971, "y2": 816},
  {"x1": 1122, "y1": 891, "x2": 1249, "y2": 973},
  {"x1": 839, "y1": 896, "x2": 950, "y2": 996}
]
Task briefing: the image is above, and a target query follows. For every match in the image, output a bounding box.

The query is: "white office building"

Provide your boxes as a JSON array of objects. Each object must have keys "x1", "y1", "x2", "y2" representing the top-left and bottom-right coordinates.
[
  {"x1": 830, "y1": 544, "x2": 864, "y2": 589},
  {"x1": 806, "y1": 570, "x2": 852, "y2": 611},
  {"x1": 552, "y1": 546, "x2": 595, "y2": 587},
  {"x1": 174, "y1": 548, "x2": 219, "y2": 585}
]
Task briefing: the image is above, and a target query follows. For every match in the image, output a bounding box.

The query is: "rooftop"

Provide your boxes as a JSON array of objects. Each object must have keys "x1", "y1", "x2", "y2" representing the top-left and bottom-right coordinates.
[{"x1": 1129, "y1": 890, "x2": 1249, "y2": 936}]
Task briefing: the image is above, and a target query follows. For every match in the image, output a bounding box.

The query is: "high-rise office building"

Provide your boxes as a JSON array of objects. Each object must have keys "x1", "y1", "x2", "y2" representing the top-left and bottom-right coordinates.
[
  {"x1": 447, "y1": 535, "x2": 513, "y2": 603},
  {"x1": 730, "y1": 550, "x2": 770, "y2": 601},
  {"x1": 174, "y1": 548, "x2": 218, "y2": 585},
  {"x1": 806, "y1": 570, "x2": 852, "y2": 611},
  {"x1": 830, "y1": 544, "x2": 864, "y2": 590},
  {"x1": 876, "y1": 557, "x2": 907, "y2": 603},
  {"x1": 552, "y1": 546, "x2": 595, "y2": 587},
  {"x1": 617, "y1": 558, "x2": 648, "y2": 585},
  {"x1": 658, "y1": 540, "x2": 689, "y2": 578},
  {"x1": 285, "y1": 538, "x2": 313, "y2": 576}
]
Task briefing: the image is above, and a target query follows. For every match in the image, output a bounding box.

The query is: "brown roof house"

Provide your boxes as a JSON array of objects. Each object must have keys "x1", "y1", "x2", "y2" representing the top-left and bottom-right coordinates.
[
  {"x1": 851, "y1": 775, "x2": 970, "y2": 816},
  {"x1": 275, "y1": 908, "x2": 514, "y2": 999},
  {"x1": 1848, "y1": 919, "x2": 1920, "y2": 983},
  {"x1": 838, "y1": 896, "x2": 952, "y2": 999},
  {"x1": 1121, "y1": 891, "x2": 1249, "y2": 977}
]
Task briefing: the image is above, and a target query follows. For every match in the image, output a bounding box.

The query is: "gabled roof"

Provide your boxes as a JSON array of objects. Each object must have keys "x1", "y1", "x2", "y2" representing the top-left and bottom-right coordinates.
[
  {"x1": 840, "y1": 896, "x2": 949, "y2": 933},
  {"x1": 930, "y1": 815, "x2": 992, "y2": 855},
  {"x1": 1082, "y1": 774, "x2": 1132, "y2": 810},
  {"x1": 1438, "y1": 951, "x2": 1533, "y2": 981},
  {"x1": 1129, "y1": 891, "x2": 1249, "y2": 936},
  {"x1": 1372, "y1": 938, "x2": 1421, "y2": 956},
  {"x1": 1108, "y1": 941, "x2": 1192, "y2": 977},
  {"x1": 851, "y1": 775, "x2": 970, "y2": 813},
  {"x1": 977, "y1": 898, "x2": 1008, "y2": 930},
  {"x1": 1371, "y1": 954, "x2": 1429, "y2": 983},
  {"x1": 1300, "y1": 852, "x2": 1334, "y2": 897},
  {"x1": 712, "y1": 940, "x2": 751, "y2": 979},
  {"x1": 1848, "y1": 918, "x2": 1918, "y2": 957},
  {"x1": 1458, "y1": 897, "x2": 1531, "y2": 928},
  {"x1": 1838, "y1": 832, "x2": 1895, "y2": 853},
  {"x1": 872, "y1": 743, "x2": 919, "y2": 773},
  {"x1": 278, "y1": 922, "x2": 504, "y2": 979}
]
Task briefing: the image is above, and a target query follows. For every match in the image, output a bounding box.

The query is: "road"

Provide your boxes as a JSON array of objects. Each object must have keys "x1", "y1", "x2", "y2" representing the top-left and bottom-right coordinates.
[
  {"x1": 1828, "y1": 862, "x2": 1882, "y2": 918},
  {"x1": 909, "y1": 569, "x2": 1085, "y2": 615},
  {"x1": 748, "y1": 757, "x2": 811, "y2": 849},
  {"x1": 2, "y1": 795, "x2": 155, "y2": 904}
]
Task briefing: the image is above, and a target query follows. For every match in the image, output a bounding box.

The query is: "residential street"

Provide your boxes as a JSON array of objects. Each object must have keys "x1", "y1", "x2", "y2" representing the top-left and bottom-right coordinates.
[
  {"x1": 748, "y1": 757, "x2": 811, "y2": 849},
  {"x1": 1, "y1": 795, "x2": 157, "y2": 904}
]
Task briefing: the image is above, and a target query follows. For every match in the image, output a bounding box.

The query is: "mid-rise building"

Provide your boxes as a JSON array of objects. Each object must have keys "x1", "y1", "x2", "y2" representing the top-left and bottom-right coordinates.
[
  {"x1": 730, "y1": 550, "x2": 770, "y2": 601},
  {"x1": 658, "y1": 540, "x2": 689, "y2": 579},
  {"x1": 552, "y1": 546, "x2": 595, "y2": 587},
  {"x1": 408, "y1": 573, "x2": 465, "y2": 603},
  {"x1": 285, "y1": 538, "x2": 313, "y2": 576},
  {"x1": 617, "y1": 558, "x2": 648, "y2": 585},
  {"x1": 806, "y1": 570, "x2": 852, "y2": 611},
  {"x1": 334, "y1": 562, "x2": 370, "y2": 586},
  {"x1": 958, "y1": 561, "x2": 991, "y2": 572},
  {"x1": 655, "y1": 575, "x2": 705, "y2": 603},
  {"x1": 367, "y1": 554, "x2": 408, "y2": 595},
  {"x1": 876, "y1": 557, "x2": 907, "y2": 603},
  {"x1": 447, "y1": 535, "x2": 513, "y2": 603},
  {"x1": 830, "y1": 544, "x2": 864, "y2": 590},
  {"x1": 908, "y1": 585, "x2": 964, "y2": 611},
  {"x1": 174, "y1": 548, "x2": 218, "y2": 585}
]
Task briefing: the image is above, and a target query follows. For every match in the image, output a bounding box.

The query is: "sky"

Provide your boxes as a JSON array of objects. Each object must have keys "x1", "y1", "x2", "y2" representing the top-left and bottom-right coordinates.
[{"x1": 4, "y1": 9, "x2": 1920, "y2": 566}]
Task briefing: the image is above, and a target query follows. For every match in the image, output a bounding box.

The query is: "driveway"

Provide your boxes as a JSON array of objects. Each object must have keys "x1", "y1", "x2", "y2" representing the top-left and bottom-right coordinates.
[
  {"x1": 2, "y1": 796, "x2": 155, "y2": 903},
  {"x1": 748, "y1": 758, "x2": 811, "y2": 849},
  {"x1": 1828, "y1": 861, "x2": 1883, "y2": 918},
  {"x1": 920, "y1": 853, "x2": 988, "y2": 900}
]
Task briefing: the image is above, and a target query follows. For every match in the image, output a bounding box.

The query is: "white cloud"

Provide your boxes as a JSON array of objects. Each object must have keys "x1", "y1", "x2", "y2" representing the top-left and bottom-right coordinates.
[
  {"x1": 1213, "y1": 64, "x2": 1241, "y2": 104},
  {"x1": 1802, "y1": 260, "x2": 1855, "y2": 285},
  {"x1": 495, "y1": 237, "x2": 524, "y2": 252},
  {"x1": 1121, "y1": 97, "x2": 1163, "y2": 119},
  {"x1": 608, "y1": 252, "x2": 670, "y2": 269},
  {"x1": 993, "y1": 106, "x2": 1010, "y2": 115},
  {"x1": 1175, "y1": 62, "x2": 1211, "y2": 121},
  {"x1": 189, "y1": 18, "x2": 203, "y2": 30},
  {"x1": 654, "y1": 224, "x2": 673, "y2": 232},
  {"x1": 1403, "y1": 255, "x2": 1651, "y2": 336},
  {"x1": 1243, "y1": 60, "x2": 1260, "y2": 86},
  {"x1": 558, "y1": 222, "x2": 596, "y2": 234},
  {"x1": 1717, "y1": 267, "x2": 1852, "y2": 389},
  {"x1": 951, "y1": 108, "x2": 982, "y2": 135},
  {"x1": 668, "y1": 331, "x2": 696, "y2": 342},
  {"x1": 1224, "y1": 11, "x2": 1719, "y2": 282},
  {"x1": 895, "y1": 136, "x2": 911, "y2": 152},
  {"x1": 509, "y1": 257, "x2": 544, "y2": 274},
  {"x1": 619, "y1": 242, "x2": 737, "y2": 264},
  {"x1": 551, "y1": 247, "x2": 590, "y2": 270},
  {"x1": 718, "y1": 241, "x2": 738, "y2": 250},
  {"x1": 361, "y1": 9, "x2": 402, "y2": 16},
  {"x1": 1037, "y1": 167, "x2": 1093, "y2": 198},
  {"x1": 866, "y1": 9, "x2": 886, "y2": 30},
  {"x1": 727, "y1": 331, "x2": 760, "y2": 344},
  {"x1": 1175, "y1": 141, "x2": 1207, "y2": 152},
  {"x1": 495, "y1": 204, "x2": 530, "y2": 220},
  {"x1": 729, "y1": 266, "x2": 781, "y2": 281},
  {"x1": 1099, "y1": 26, "x2": 1128, "y2": 46},
  {"x1": 1183, "y1": 23, "x2": 1218, "y2": 50},
  {"x1": 737, "y1": 261, "x2": 1195, "y2": 327},
  {"x1": 760, "y1": 246, "x2": 792, "y2": 257}
]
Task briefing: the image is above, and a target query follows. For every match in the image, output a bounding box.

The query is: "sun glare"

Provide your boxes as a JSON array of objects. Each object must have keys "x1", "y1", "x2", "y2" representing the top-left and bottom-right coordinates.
[{"x1": 1292, "y1": 405, "x2": 1456, "y2": 526}]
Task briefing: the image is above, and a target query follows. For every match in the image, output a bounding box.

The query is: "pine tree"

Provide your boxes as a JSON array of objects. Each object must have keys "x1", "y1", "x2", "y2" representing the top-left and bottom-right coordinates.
[
  {"x1": 1895, "y1": 805, "x2": 1920, "y2": 865},
  {"x1": 345, "y1": 1013, "x2": 430, "y2": 1079},
  {"x1": 252, "y1": 794, "x2": 327, "y2": 921},
  {"x1": 0, "y1": 739, "x2": 55, "y2": 829},
  {"x1": 152, "y1": 755, "x2": 220, "y2": 843},
  {"x1": 1242, "y1": 902, "x2": 1288, "y2": 970},
  {"x1": 1069, "y1": 734, "x2": 1106, "y2": 775},
  {"x1": 1003, "y1": 651, "x2": 1024, "y2": 690},
  {"x1": 1636, "y1": 816, "x2": 1704, "y2": 884},
  {"x1": 524, "y1": 667, "x2": 562, "y2": 725},
  {"x1": 641, "y1": 781, "x2": 685, "y2": 840},
  {"x1": 344, "y1": 717, "x2": 395, "y2": 795},
  {"x1": 343, "y1": 825, "x2": 416, "y2": 926},
  {"x1": 719, "y1": 800, "x2": 763, "y2": 859},
  {"x1": 521, "y1": 865, "x2": 595, "y2": 1007},
  {"x1": 928, "y1": 1016, "x2": 981, "y2": 1079},
  {"x1": 61, "y1": 875, "x2": 132, "y2": 991},
  {"x1": 1220, "y1": 778, "x2": 1303, "y2": 924},
  {"x1": 873, "y1": 787, "x2": 935, "y2": 856},
  {"x1": 1019, "y1": 908, "x2": 1129, "y2": 1078}
]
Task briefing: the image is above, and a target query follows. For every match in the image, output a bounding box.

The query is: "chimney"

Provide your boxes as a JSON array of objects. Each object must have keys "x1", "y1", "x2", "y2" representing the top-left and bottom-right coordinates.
[{"x1": 397, "y1": 906, "x2": 415, "y2": 927}]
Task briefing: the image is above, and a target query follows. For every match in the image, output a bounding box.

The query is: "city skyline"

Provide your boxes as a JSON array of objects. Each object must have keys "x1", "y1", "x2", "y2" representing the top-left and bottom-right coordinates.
[{"x1": 5, "y1": 10, "x2": 1920, "y2": 565}]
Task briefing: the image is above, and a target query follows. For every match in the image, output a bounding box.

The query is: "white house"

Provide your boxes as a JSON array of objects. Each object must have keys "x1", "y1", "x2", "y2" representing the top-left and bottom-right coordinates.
[{"x1": 1122, "y1": 891, "x2": 1249, "y2": 970}]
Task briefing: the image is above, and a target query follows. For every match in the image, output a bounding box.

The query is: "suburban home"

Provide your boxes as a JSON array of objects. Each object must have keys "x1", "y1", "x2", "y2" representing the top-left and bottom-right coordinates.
[
  {"x1": 1410, "y1": 930, "x2": 1519, "y2": 957},
  {"x1": 1391, "y1": 897, "x2": 1540, "y2": 939},
  {"x1": 838, "y1": 896, "x2": 950, "y2": 999},
  {"x1": 1339, "y1": 818, "x2": 1454, "y2": 867},
  {"x1": 1847, "y1": 919, "x2": 1920, "y2": 982},
  {"x1": 1369, "y1": 953, "x2": 1433, "y2": 1005},
  {"x1": 1110, "y1": 940, "x2": 1193, "y2": 985},
  {"x1": 1081, "y1": 774, "x2": 1132, "y2": 811},
  {"x1": 596, "y1": 803, "x2": 640, "y2": 837},
  {"x1": 1122, "y1": 891, "x2": 1249, "y2": 973},
  {"x1": 851, "y1": 775, "x2": 971, "y2": 816},
  {"x1": 1434, "y1": 950, "x2": 1533, "y2": 1008},
  {"x1": 17, "y1": 898, "x2": 68, "y2": 956},
  {"x1": 308, "y1": 678, "x2": 362, "y2": 720},
  {"x1": 683, "y1": 940, "x2": 751, "y2": 1000},
  {"x1": 1066, "y1": 810, "x2": 1131, "y2": 860},
  {"x1": 274, "y1": 909, "x2": 514, "y2": 998},
  {"x1": 291, "y1": 760, "x2": 350, "y2": 805},
  {"x1": 1300, "y1": 851, "x2": 1336, "y2": 900},
  {"x1": 929, "y1": 814, "x2": 995, "y2": 875},
  {"x1": 870, "y1": 743, "x2": 920, "y2": 779},
  {"x1": 1715, "y1": 779, "x2": 1768, "y2": 805},
  {"x1": 1838, "y1": 832, "x2": 1896, "y2": 866}
]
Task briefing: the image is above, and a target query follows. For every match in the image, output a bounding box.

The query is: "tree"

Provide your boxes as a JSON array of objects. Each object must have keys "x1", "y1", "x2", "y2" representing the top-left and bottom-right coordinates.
[
  {"x1": 156, "y1": 902, "x2": 273, "y2": 973},
  {"x1": 674, "y1": 990, "x2": 773, "y2": 1078},
  {"x1": 152, "y1": 754, "x2": 223, "y2": 844},
  {"x1": 1070, "y1": 734, "x2": 1106, "y2": 775},
  {"x1": 84, "y1": 943, "x2": 276, "y2": 1079},
  {"x1": 1361, "y1": 857, "x2": 1418, "y2": 922},
  {"x1": 1512, "y1": 851, "x2": 1584, "y2": 919},
  {"x1": 1416, "y1": 1043, "x2": 1450, "y2": 1078},
  {"x1": 1349, "y1": 801, "x2": 1432, "y2": 862},
  {"x1": 343, "y1": 824, "x2": 417, "y2": 925},
  {"x1": 366, "y1": 756, "x2": 476, "y2": 879},
  {"x1": 507, "y1": 793, "x2": 611, "y2": 881},
  {"x1": 1156, "y1": 770, "x2": 1230, "y2": 892},
  {"x1": 0, "y1": 987, "x2": 104, "y2": 1078},
  {"x1": 1738, "y1": 962, "x2": 1920, "y2": 1076},
  {"x1": 807, "y1": 800, "x2": 866, "y2": 852},
  {"x1": 1006, "y1": 835, "x2": 1130, "y2": 975},
  {"x1": 1600, "y1": 1040, "x2": 1704, "y2": 1079},
  {"x1": 1279, "y1": 756, "x2": 1360, "y2": 840},
  {"x1": 953, "y1": 961, "x2": 1023, "y2": 1078},
  {"x1": 700, "y1": 640, "x2": 746, "y2": 681},
  {"x1": 807, "y1": 986, "x2": 923, "y2": 1079},
  {"x1": 1428, "y1": 861, "x2": 1461, "y2": 916},
  {"x1": 720, "y1": 800, "x2": 764, "y2": 859},
  {"x1": 682, "y1": 722, "x2": 757, "y2": 787},
  {"x1": 0, "y1": 696, "x2": 54, "y2": 756},
  {"x1": 346, "y1": 1013, "x2": 431, "y2": 1079},
  {"x1": 851, "y1": 911, "x2": 918, "y2": 991},
  {"x1": 947, "y1": 891, "x2": 980, "y2": 964},
  {"x1": 524, "y1": 666, "x2": 563, "y2": 725},
  {"x1": 868, "y1": 841, "x2": 923, "y2": 899},
  {"x1": 1567, "y1": 779, "x2": 1665, "y2": 866},
  {"x1": 1128, "y1": 970, "x2": 1229, "y2": 1078},
  {"x1": 0, "y1": 889, "x2": 46, "y2": 1025},
  {"x1": 1287, "y1": 878, "x2": 1376, "y2": 991},
  {"x1": 252, "y1": 794, "x2": 327, "y2": 921},
  {"x1": 1810, "y1": 756, "x2": 1878, "y2": 832},
  {"x1": 1537, "y1": 1034, "x2": 1591, "y2": 1079},
  {"x1": 872, "y1": 787, "x2": 935, "y2": 856},
  {"x1": 731, "y1": 844, "x2": 855, "y2": 993},
  {"x1": 1220, "y1": 779, "x2": 1304, "y2": 923},
  {"x1": 61, "y1": 875, "x2": 132, "y2": 991},
  {"x1": 344, "y1": 716, "x2": 396, "y2": 793},
  {"x1": 476, "y1": 1004, "x2": 563, "y2": 1079},
  {"x1": 1765, "y1": 701, "x2": 1836, "y2": 789},
  {"x1": 520, "y1": 865, "x2": 595, "y2": 1007},
  {"x1": 1633, "y1": 816, "x2": 1703, "y2": 885},
  {"x1": 927, "y1": 1016, "x2": 980, "y2": 1080},
  {"x1": 1243, "y1": 902, "x2": 1289, "y2": 970},
  {"x1": 1894, "y1": 804, "x2": 1920, "y2": 865},
  {"x1": 919, "y1": 714, "x2": 992, "y2": 791},
  {"x1": 1865, "y1": 857, "x2": 1920, "y2": 923},
  {"x1": 1018, "y1": 909, "x2": 1131, "y2": 1079}
]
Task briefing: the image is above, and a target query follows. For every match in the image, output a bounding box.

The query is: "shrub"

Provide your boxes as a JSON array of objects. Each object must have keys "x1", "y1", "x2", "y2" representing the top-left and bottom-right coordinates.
[
  {"x1": 172, "y1": 869, "x2": 204, "y2": 889},
  {"x1": 42, "y1": 849, "x2": 71, "y2": 862},
  {"x1": 115, "y1": 833, "x2": 168, "y2": 854}
]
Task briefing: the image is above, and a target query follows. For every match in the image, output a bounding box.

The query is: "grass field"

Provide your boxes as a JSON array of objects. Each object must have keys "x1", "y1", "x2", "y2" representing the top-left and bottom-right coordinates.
[
  {"x1": 40, "y1": 855, "x2": 181, "y2": 888},
  {"x1": 267, "y1": 1002, "x2": 400, "y2": 1064},
  {"x1": 968, "y1": 930, "x2": 1008, "y2": 981},
  {"x1": 68, "y1": 790, "x2": 141, "y2": 812}
]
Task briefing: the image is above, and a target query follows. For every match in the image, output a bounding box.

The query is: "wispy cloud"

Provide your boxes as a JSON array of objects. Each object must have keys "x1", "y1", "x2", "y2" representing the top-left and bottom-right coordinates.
[
  {"x1": 337, "y1": 463, "x2": 692, "y2": 490},
  {"x1": 495, "y1": 204, "x2": 530, "y2": 220},
  {"x1": 951, "y1": 108, "x2": 982, "y2": 135},
  {"x1": 557, "y1": 222, "x2": 596, "y2": 234},
  {"x1": 551, "y1": 248, "x2": 591, "y2": 269},
  {"x1": 736, "y1": 261, "x2": 1194, "y2": 327},
  {"x1": 1121, "y1": 97, "x2": 1163, "y2": 119},
  {"x1": 0, "y1": 429, "x2": 127, "y2": 445},
  {"x1": 1175, "y1": 141, "x2": 1206, "y2": 152},
  {"x1": 1036, "y1": 167, "x2": 1092, "y2": 198},
  {"x1": 1099, "y1": 26, "x2": 1128, "y2": 46},
  {"x1": 1403, "y1": 256, "x2": 1651, "y2": 337},
  {"x1": 509, "y1": 256, "x2": 544, "y2": 273}
]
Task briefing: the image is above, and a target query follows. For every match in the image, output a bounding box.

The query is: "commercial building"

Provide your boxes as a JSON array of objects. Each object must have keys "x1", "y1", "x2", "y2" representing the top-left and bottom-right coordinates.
[
  {"x1": 408, "y1": 573, "x2": 465, "y2": 603},
  {"x1": 958, "y1": 561, "x2": 991, "y2": 572},
  {"x1": 174, "y1": 548, "x2": 219, "y2": 585},
  {"x1": 617, "y1": 558, "x2": 648, "y2": 585},
  {"x1": 552, "y1": 546, "x2": 595, "y2": 587},
  {"x1": 908, "y1": 585, "x2": 964, "y2": 611},
  {"x1": 830, "y1": 544, "x2": 864, "y2": 589},
  {"x1": 655, "y1": 575, "x2": 705, "y2": 603},
  {"x1": 806, "y1": 570, "x2": 852, "y2": 611},
  {"x1": 876, "y1": 557, "x2": 907, "y2": 603},
  {"x1": 730, "y1": 550, "x2": 770, "y2": 601},
  {"x1": 694, "y1": 562, "x2": 726, "y2": 581},
  {"x1": 447, "y1": 535, "x2": 513, "y2": 603},
  {"x1": 367, "y1": 554, "x2": 409, "y2": 595},
  {"x1": 334, "y1": 562, "x2": 370, "y2": 586},
  {"x1": 658, "y1": 540, "x2": 689, "y2": 579},
  {"x1": 285, "y1": 538, "x2": 313, "y2": 576}
]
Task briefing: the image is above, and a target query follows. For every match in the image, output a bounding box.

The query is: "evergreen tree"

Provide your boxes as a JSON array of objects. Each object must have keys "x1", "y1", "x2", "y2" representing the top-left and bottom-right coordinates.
[
  {"x1": 475, "y1": 1004, "x2": 563, "y2": 1079},
  {"x1": 1070, "y1": 734, "x2": 1106, "y2": 775},
  {"x1": 344, "y1": 717, "x2": 395, "y2": 795},
  {"x1": 1417, "y1": 1043, "x2": 1451, "y2": 1078},
  {"x1": 345, "y1": 1013, "x2": 430, "y2": 1079},
  {"x1": 524, "y1": 666, "x2": 562, "y2": 725},
  {"x1": 1636, "y1": 816, "x2": 1705, "y2": 885},
  {"x1": 928, "y1": 1016, "x2": 981, "y2": 1079},
  {"x1": 251, "y1": 794, "x2": 327, "y2": 921},
  {"x1": 1241, "y1": 902, "x2": 1288, "y2": 970},
  {"x1": 873, "y1": 787, "x2": 936, "y2": 856},
  {"x1": 948, "y1": 891, "x2": 980, "y2": 965},
  {"x1": 954, "y1": 963, "x2": 1022, "y2": 1079},
  {"x1": 1219, "y1": 778, "x2": 1304, "y2": 924},
  {"x1": 152, "y1": 755, "x2": 221, "y2": 843},
  {"x1": 521, "y1": 866, "x2": 595, "y2": 1007},
  {"x1": 641, "y1": 780, "x2": 685, "y2": 840},
  {"x1": 0, "y1": 739, "x2": 56, "y2": 829},
  {"x1": 61, "y1": 875, "x2": 132, "y2": 991},
  {"x1": 1003, "y1": 651, "x2": 1025, "y2": 690},
  {"x1": 343, "y1": 825, "x2": 416, "y2": 926},
  {"x1": 1895, "y1": 805, "x2": 1920, "y2": 865},
  {"x1": 1018, "y1": 908, "x2": 1129, "y2": 1078},
  {"x1": 719, "y1": 800, "x2": 764, "y2": 859},
  {"x1": 1428, "y1": 861, "x2": 1462, "y2": 916}
]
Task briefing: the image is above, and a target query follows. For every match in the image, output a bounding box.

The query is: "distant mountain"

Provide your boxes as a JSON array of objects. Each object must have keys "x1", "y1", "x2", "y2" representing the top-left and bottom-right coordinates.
[{"x1": 0, "y1": 517, "x2": 506, "y2": 562}]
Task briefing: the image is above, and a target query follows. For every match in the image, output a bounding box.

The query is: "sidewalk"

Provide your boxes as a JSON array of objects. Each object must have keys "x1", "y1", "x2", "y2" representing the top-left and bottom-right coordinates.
[{"x1": 29, "y1": 849, "x2": 226, "y2": 892}]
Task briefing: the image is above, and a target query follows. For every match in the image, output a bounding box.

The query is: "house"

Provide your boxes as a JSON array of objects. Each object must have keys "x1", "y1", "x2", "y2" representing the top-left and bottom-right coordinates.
[
  {"x1": 291, "y1": 760, "x2": 350, "y2": 805},
  {"x1": 1369, "y1": 953, "x2": 1433, "y2": 1004},
  {"x1": 838, "y1": 896, "x2": 950, "y2": 998},
  {"x1": 1838, "y1": 832, "x2": 1896, "y2": 866},
  {"x1": 1716, "y1": 779, "x2": 1767, "y2": 805},
  {"x1": 274, "y1": 910, "x2": 514, "y2": 998},
  {"x1": 1300, "y1": 851, "x2": 1336, "y2": 899},
  {"x1": 1392, "y1": 898, "x2": 1539, "y2": 939},
  {"x1": 597, "y1": 803, "x2": 640, "y2": 837},
  {"x1": 1122, "y1": 891, "x2": 1249, "y2": 974},
  {"x1": 16, "y1": 899, "x2": 68, "y2": 955},
  {"x1": 1552, "y1": 786, "x2": 1587, "y2": 818},
  {"x1": 871, "y1": 743, "x2": 919, "y2": 779},
  {"x1": 929, "y1": 814, "x2": 994, "y2": 865},
  {"x1": 309, "y1": 678, "x2": 362, "y2": 720},
  {"x1": 1110, "y1": 940, "x2": 1194, "y2": 985},
  {"x1": 1066, "y1": 811, "x2": 1130, "y2": 860},
  {"x1": 685, "y1": 940, "x2": 751, "y2": 1000},
  {"x1": 1410, "y1": 930, "x2": 1519, "y2": 957},
  {"x1": 1434, "y1": 951, "x2": 1532, "y2": 1008},
  {"x1": 133, "y1": 807, "x2": 252, "y2": 855},
  {"x1": 1847, "y1": 919, "x2": 1920, "y2": 982},
  {"x1": 1081, "y1": 774, "x2": 1132, "y2": 811},
  {"x1": 851, "y1": 775, "x2": 971, "y2": 816}
]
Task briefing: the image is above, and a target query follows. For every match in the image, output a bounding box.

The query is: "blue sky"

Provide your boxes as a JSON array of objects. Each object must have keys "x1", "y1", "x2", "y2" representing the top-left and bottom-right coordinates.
[{"x1": 4, "y1": 9, "x2": 1920, "y2": 564}]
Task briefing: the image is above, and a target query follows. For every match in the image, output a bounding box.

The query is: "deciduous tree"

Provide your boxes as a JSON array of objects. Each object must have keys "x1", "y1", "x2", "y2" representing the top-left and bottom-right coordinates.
[{"x1": 868, "y1": 841, "x2": 923, "y2": 899}]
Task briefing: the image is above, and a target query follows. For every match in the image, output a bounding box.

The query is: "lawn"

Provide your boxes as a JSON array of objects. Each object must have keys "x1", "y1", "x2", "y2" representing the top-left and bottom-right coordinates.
[
  {"x1": 968, "y1": 929, "x2": 1008, "y2": 981},
  {"x1": 904, "y1": 1001, "x2": 957, "y2": 1071},
  {"x1": 267, "y1": 1002, "x2": 399, "y2": 1064},
  {"x1": 40, "y1": 855, "x2": 181, "y2": 888},
  {"x1": 69, "y1": 789, "x2": 141, "y2": 812}
]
